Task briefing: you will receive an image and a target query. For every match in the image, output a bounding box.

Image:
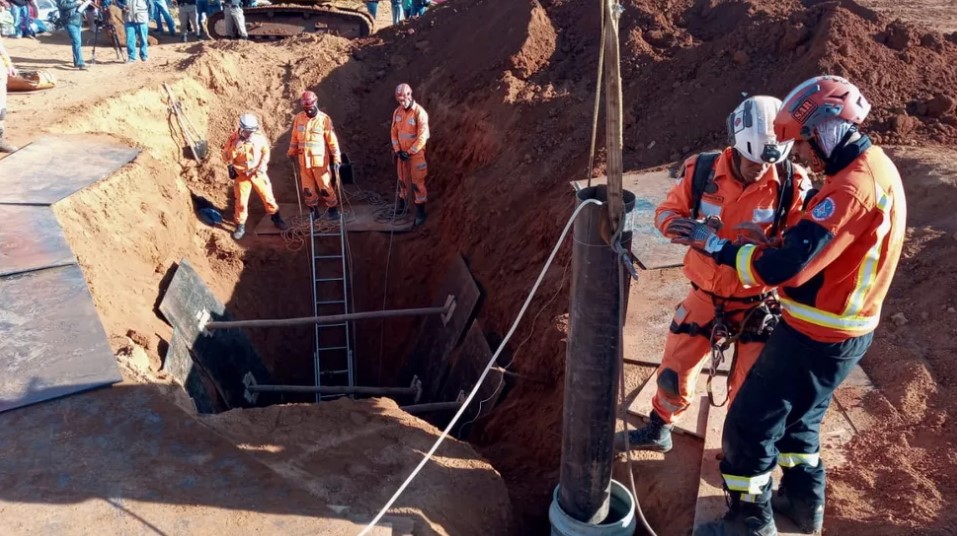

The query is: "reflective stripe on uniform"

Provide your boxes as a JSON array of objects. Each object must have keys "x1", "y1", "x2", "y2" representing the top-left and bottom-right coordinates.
[
  {"x1": 780, "y1": 297, "x2": 879, "y2": 332},
  {"x1": 736, "y1": 244, "x2": 759, "y2": 288},
  {"x1": 399, "y1": 133, "x2": 417, "y2": 139},
  {"x1": 655, "y1": 210, "x2": 676, "y2": 229},
  {"x1": 844, "y1": 183, "x2": 893, "y2": 316},
  {"x1": 778, "y1": 452, "x2": 821, "y2": 468},
  {"x1": 722, "y1": 471, "x2": 771, "y2": 495},
  {"x1": 700, "y1": 200, "x2": 722, "y2": 217}
]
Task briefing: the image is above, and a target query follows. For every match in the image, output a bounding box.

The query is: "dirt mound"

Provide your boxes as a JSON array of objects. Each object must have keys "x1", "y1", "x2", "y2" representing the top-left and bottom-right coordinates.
[{"x1": 201, "y1": 397, "x2": 513, "y2": 535}]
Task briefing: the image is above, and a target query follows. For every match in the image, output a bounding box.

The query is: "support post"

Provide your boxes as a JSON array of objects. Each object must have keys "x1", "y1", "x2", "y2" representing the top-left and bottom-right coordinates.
[{"x1": 558, "y1": 184, "x2": 634, "y2": 524}]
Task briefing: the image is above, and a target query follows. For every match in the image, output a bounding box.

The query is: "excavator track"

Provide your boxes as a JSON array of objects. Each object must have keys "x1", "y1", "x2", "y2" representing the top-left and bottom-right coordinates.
[{"x1": 207, "y1": 4, "x2": 373, "y2": 41}]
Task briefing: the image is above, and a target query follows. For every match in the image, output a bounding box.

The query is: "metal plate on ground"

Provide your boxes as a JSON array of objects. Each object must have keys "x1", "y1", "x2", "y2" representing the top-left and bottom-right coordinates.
[
  {"x1": 164, "y1": 329, "x2": 227, "y2": 414},
  {"x1": 404, "y1": 254, "x2": 481, "y2": 401},
  {"x1": 628, "y1": 374, "x2": 710, "y2": 439},
  {"x1": 0, "y1": 264, "x2": 121, "y2": 413},
  {"x1": 0, "y1": 136, "x2": 140, "y2": 206},
  {"x1": 253, "y1": 198, "x2": 415, "y2": 236},
  {"x1": 0, "y1": 205, "x2": 75, "y2": 277},
  {"x1": 158, "y1": 259, "x2": 274, "y2": 409},
  {"x1": 573, "y1": 169, "x2": 687, "y2": 269},
  {"x1": 439, "y1": 321, "x2": 503, "y2": 422}
]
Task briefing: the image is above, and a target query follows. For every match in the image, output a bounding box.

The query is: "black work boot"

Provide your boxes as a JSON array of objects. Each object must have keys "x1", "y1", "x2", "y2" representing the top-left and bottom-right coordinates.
[
  {"x1": 326, "y1": 207, "x2": 339, "y2": 221},
  {"x1": 271, "y1": 211, "x2": 289, "y2": 231},
  {"x1": 615, "y1": 410, "x2": 673, "y2": 453},
  {"x1": 414, "y1": 203, "x2": 426, "y2": 226},
  {"x1": 395, "y1": 198, "x2": 407, "y2": 215},
  {"x1": 772, "y1": 486, "x2": 823, "y2": 534},
  {"x1": 309, "y1": 206, "x2": 320, "y2": 221},
  {"x1": 694, "y1": 493, "x2": 777, "y2": 536},
  {"x1": 232, "y1": 224, "x2": 246, "y2": 240}
]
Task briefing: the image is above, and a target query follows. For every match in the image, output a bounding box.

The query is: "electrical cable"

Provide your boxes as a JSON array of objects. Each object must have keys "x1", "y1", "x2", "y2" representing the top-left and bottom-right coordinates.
[{"x1": 358, "y1": 198, "x2": 604, "y2": 536}]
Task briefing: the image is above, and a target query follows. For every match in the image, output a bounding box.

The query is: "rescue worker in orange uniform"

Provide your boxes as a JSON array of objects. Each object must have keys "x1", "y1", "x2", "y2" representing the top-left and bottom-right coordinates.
[
  {"x1": 222, "y1": 112, "x2": 287, "y2": 240},
  {"x1": 684, "y1": 76, "x2": 907, "y2": 536},
  {"x1": 618, "y1": 96, "x2": 811, "y2": 454},
  {"x1": 391, "y1": 83, "x2": 430, "y2": 226},
  {"x1": 288, "y1": 90, "x2": 342, "y2": 221}
]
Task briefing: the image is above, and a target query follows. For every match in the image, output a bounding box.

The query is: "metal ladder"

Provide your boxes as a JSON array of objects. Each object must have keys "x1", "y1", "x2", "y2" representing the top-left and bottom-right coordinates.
[{"x1": 309, "y1": 209, "x2": 354, "y2": 401}]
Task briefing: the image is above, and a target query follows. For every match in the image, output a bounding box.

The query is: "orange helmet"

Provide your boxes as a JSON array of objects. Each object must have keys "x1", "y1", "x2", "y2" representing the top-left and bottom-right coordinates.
[
  {"x1": 301, "y1": 91, "x2": 318, "y2": 108},
  {"x1": 774, "y1": 75, "x2": 871, "y2": 142},
  {"x1": 395, "y1": 83, "x2": 412, "y2": 97}
]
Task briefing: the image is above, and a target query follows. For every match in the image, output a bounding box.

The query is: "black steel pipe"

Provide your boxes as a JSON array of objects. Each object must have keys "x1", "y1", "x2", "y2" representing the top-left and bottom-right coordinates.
[
  {"x1": 558, "y1": 185, "x2": 635, "y2": 524},
  {"x1": 247, "y1": 384, "x2": 419, "y2": 396},
  {"x1": 205, "y1": 305, "x2": 447, "y2": 330}
]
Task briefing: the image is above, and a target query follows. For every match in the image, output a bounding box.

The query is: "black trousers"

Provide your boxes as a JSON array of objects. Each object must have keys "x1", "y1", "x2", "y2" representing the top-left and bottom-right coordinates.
[{"x1": 719, "y1": 320, "x2": 872, "y2": 504}]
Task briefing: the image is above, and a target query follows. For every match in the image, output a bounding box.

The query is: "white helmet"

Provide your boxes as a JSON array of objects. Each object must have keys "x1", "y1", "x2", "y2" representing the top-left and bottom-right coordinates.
[
  {"x1": 239, "y1": 113, "x2": 260, "y2": 131},
  {"x1": 727, "y1": 96, "x2": 793, "y2": 164}
]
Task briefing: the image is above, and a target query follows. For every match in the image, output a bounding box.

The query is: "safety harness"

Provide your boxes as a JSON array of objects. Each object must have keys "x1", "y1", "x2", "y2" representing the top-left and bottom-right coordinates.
[{"x1": 676, "y1": 152, "x2": 796, "y2": 406}]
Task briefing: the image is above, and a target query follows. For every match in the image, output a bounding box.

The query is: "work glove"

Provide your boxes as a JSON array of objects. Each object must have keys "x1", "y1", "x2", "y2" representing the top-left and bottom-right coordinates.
[
  {"x1": 669, "y1": 220, "x2": 728, "y2": 255},
  {"x1": 227, "y1": 165, "x2": 238, "y2": 180},
  {"x1": 663, "y1": 217, "x2": 696, "y2": 239},
  {"x1": 732, "y1": 222, "x2": 772, "y2": 246},
  {"x1": 398, "y1": 150, "x2": 410, "y2": 161}
]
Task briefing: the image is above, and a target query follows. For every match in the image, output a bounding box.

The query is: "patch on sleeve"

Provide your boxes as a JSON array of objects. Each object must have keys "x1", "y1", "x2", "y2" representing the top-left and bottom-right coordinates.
[{"x1": 811, "y1": 197, "x2": 836, "y2": 222}]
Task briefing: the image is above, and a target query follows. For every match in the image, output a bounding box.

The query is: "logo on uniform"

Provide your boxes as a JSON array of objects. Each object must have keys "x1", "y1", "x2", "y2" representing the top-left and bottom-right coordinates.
[{"x1": 811, "y1": 197, "x2": 836, "y2": 221}]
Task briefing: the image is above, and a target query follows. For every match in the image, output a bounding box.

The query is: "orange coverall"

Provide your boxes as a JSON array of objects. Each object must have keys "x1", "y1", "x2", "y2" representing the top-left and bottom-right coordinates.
[
  {"x1": 391, "y1": 102, "x2": 430, "y2": 204},
  {"x1": 222, "y1": 130, "x2": 279, "y2": 225},
  {"x1": 287, "y1": 111, "x2": 341, "y2": 209},
  {"x1": 651, "y1": 148, "x2": 810, "y2": 423}
]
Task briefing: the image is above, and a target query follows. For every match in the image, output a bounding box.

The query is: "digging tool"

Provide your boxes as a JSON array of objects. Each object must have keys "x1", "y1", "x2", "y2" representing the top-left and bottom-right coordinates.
[
  {"x1": 90, "y1": 9, "x2": 100, "y2": 64},
  {"x1": 290, "y1": 159, "x2": 303, "y2": 218},
  {"x1": 162, "y1": 83, "x2": 209, "y2": 161}
]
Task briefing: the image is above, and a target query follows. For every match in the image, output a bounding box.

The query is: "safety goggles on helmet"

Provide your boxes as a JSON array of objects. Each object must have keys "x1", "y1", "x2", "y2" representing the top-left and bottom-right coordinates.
[{"x1": 727, "y1": 96, "x2": 793, "y2": 164}]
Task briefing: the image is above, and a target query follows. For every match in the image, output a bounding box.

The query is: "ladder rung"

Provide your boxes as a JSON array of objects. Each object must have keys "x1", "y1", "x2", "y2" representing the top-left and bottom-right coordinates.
[
  {"x1": 320, "y1": 369, "x2": 349, "y2": 374},
  {"x1": 316, "y1": 277, "x2": 344, "y2": 282},
  {"x1": 314, "y1": 255, "x2": 343, "y2": 260},
  {"x1": 317, "y1": 300, "x2": 345, "y2": 305},
  {"x1": 317, "y1": 346, "x2": 348, "y2": 351},
  {"x1": 318, "y1": 322, "x2": 347, "y2": 328},
  {"x1": 315, "y1": 233, "x2": 341, "y2": 237}
]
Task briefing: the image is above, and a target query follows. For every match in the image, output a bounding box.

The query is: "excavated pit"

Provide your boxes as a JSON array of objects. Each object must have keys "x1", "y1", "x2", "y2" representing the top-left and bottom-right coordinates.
[{"x1": 22, "y1": 0, "x2": 957, "y2": 534}]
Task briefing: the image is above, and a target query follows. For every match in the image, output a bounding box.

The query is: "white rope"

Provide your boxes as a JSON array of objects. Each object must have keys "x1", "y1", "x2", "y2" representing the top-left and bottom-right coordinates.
[{"x1": 358, "y1": 198, "x2": 605, "y2": 535}]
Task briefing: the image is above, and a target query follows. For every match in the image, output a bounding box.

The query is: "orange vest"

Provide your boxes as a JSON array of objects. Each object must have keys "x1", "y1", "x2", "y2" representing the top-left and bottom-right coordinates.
[
  {"x1": 733, "y1": 146, "x2": 906, "y2": 342},
  {"x1": 391, "y1": 102, "x2": 429, "y2": 154},
  {"x1": 655, "y1": 148, "x2": 810, "y2": 298},
  {"x1": 287, "y1": 111, "x2": 341, "y2": 169},
  {"x1": 222, "y1": 131, "x2": 270, "y2": 178}
]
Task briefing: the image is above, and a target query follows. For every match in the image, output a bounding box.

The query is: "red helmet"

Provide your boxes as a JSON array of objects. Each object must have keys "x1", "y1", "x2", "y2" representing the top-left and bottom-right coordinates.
[
  {"x1": 300, "y1": 91, "x2": 318, "y2": 107},
  {"x1": 773, "y1": 75, "x2": 871, "y2": 142}
]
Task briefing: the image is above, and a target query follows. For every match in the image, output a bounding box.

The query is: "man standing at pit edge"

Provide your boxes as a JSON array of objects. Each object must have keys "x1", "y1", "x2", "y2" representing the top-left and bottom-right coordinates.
[
  {"x1": 617, "y1": 95, "x2": 810, "y2": 454},
  {"x1": 222, "y1": 112, "x2": 288, "y2": 240},
  {"x1": 391, "y1": 83, "x2": 430, "y2": 226},
  {"x1": 679, "y1": 76, "x2": 906, "y2": 536},
  {"x1": 0, "y1": 37, "x2": 16, "y2": 153},
  {"x1": 288, "y1": 90, "x2": 342, "y2": 221}
]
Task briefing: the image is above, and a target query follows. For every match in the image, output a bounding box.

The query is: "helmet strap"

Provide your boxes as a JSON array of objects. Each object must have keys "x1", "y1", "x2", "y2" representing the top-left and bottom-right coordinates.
[{"x1": 305, "y1": 105, "x2": 318, "y2": 118}]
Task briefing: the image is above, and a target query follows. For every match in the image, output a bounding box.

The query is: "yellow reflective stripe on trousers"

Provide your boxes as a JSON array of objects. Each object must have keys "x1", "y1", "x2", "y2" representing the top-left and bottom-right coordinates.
[
  {"x1": 844, "y1": 183, "x2": 893, "y2": 316},
  {"x1": 722, "y1": 471, "x2": 771, "y2": 495},
  {"x1": 780, "y1": 297, "x2": 879, "y2": 332},
  {"x1": 778, "y1": 452, "x2": 820, "y2": 468},
  {"x1": 736, "y1": 244, "x2": 759, "y2": 287}
]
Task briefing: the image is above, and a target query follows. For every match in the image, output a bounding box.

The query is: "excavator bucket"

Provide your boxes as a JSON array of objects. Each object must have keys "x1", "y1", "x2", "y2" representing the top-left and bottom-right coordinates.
[{"x1": 207, "y1": 1, "x2": 374, "y2": 41}]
